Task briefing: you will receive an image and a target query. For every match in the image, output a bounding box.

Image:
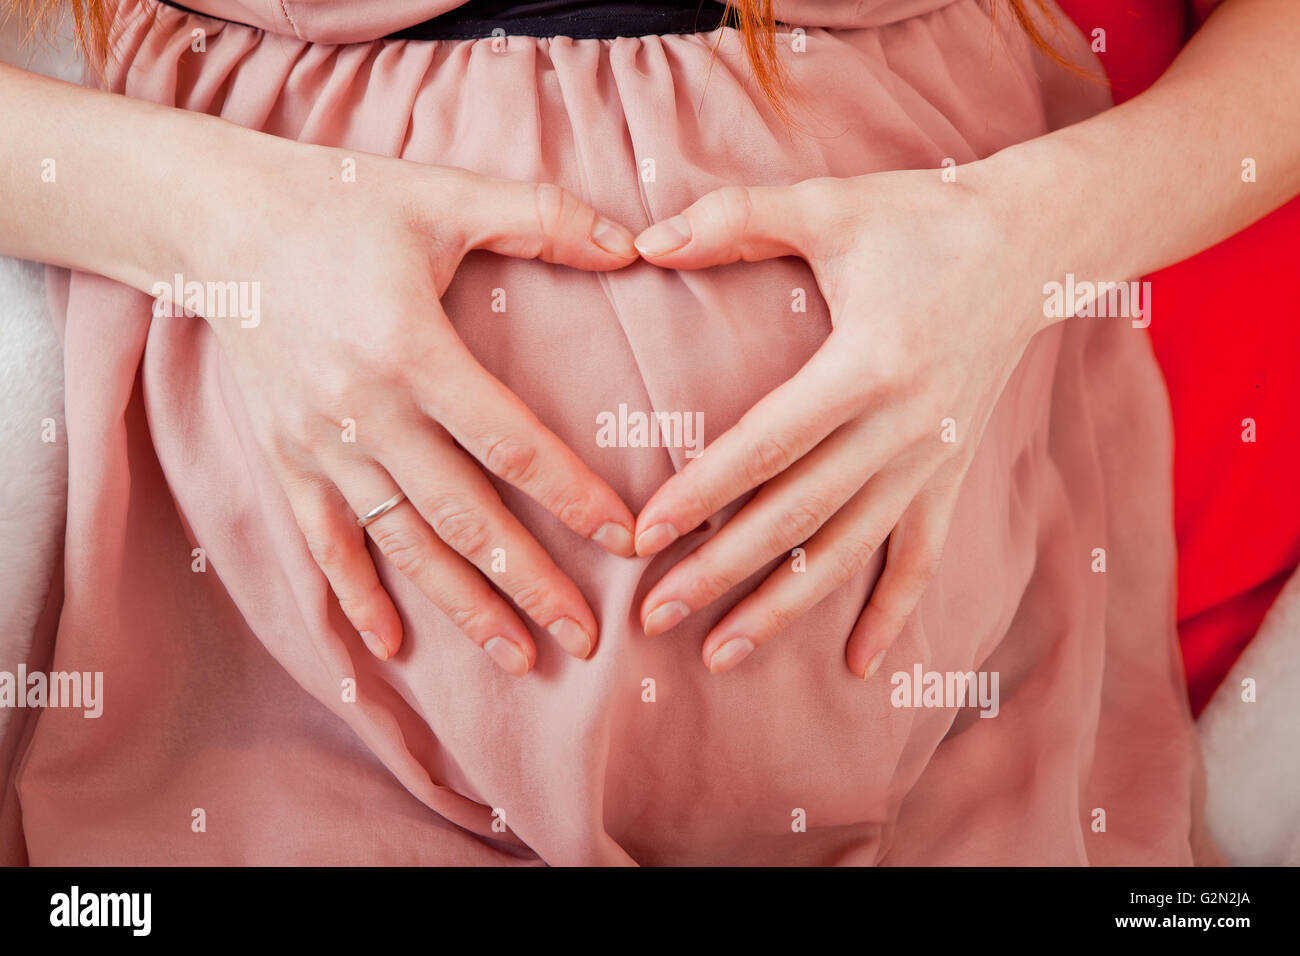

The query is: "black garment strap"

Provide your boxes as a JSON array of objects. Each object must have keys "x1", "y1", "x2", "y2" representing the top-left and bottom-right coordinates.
[
  {"x1": 154, "y1": 0, "x2": 738, "y2": 40},
  {"x1": 392, "y1": 0, "x2": 737, "y2": 39}
]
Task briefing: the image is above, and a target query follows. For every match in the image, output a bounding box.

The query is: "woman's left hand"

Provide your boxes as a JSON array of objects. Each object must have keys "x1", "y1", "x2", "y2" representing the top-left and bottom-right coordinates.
[{"x1": 631, "y1": 168, "x2": 1052, "y2": 677}]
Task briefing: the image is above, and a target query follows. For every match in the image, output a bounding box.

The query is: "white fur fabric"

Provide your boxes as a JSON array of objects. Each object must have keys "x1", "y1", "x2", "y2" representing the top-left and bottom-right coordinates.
[
  {"x1": 1200, "y1": 572, "x2": 1300, "y2": 864},
  {"x1": 0, "y1": 13, "x2": 77, "y2": 650},
  {"x1": 0, "y1": 255, "x2": 64, "y2": 659},
  {"x1": 0, "y1": 11, "x2": 77, "y2": 798}
]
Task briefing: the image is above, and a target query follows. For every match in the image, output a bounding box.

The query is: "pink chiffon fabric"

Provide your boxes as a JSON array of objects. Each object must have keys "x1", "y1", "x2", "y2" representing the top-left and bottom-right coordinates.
[{"x1": 3, "y1": 0, "x2": 1218, "y2": 864}]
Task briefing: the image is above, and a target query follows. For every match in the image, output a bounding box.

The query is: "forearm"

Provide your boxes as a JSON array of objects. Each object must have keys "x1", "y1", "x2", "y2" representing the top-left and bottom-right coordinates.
[
  {"x1": 0, "y1": 61, "x2": 294, "y2": 292},
  {"x1": 972, "y1": 0, "x2": 1300, "y2": 324}
]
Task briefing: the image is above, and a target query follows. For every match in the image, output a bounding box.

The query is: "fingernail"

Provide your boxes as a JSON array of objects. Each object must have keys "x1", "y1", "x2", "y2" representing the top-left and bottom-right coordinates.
[
  {"x1": 634, "y1": 215, "x2": 692, "y2": 257},
  {"x1": 708, "y1": 637, "x2": 755, "y2": 674},
  {"x1": 548, "y1": 617, "x2": 593, "y2": 659},
  {"x1": 590, "y1": 216, "x2": 636, "y2": 258},
  {"x1": 360, "y1": 630, "x2": 391, "y2": 661},
  {"x1": 635, "y1": 522, "x2": 679, "y2": 556},
  {"x1": 484, "y1": 636, "x2": 530, "y2": 676},
  {"x1": 643, "y1": 600, "x2": 691, "y2": 637},
  {"x1": 592, "y1": 521, "x2": 636, "y2": 557},
  {"x1": 864, "y1": 650, "x2": 886, "y2": 680}
]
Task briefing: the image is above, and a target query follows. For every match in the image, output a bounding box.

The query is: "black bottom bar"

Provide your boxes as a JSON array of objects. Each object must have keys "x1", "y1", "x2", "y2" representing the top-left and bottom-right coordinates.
[{"x1": 0, "y1": 864, "x2": 1281, "y2": 942}]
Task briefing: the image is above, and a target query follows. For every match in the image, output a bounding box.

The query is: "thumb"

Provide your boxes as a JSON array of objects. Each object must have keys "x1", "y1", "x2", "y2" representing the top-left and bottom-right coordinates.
[
  {"x1": 456, "y1": 173, "x2": 638, "y2": 270},
  {"x1": 634, "y1": 183, "x2": 814, "y2": 269}
]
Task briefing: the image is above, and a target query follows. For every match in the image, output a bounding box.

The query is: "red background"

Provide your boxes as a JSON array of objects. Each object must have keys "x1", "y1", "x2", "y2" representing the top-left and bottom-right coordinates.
[{"x1": 1057, "y1": 0, "x2": 1300, "y2": 713}]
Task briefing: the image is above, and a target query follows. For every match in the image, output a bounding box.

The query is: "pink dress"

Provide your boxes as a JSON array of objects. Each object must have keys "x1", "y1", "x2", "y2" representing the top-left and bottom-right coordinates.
[{"x1": 3, "y1": 0, "x2": 1217, "y2": 865}]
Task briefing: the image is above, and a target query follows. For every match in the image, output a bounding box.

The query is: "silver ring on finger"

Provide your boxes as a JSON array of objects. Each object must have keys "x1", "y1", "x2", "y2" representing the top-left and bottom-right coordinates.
[{"x1": 356, "y1": 490, "x2": 407, "y2": 528}]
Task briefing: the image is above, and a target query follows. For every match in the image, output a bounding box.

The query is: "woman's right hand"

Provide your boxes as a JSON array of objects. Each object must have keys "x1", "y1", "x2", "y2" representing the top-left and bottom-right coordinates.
[{"x1": 184, "y1": 142, "x2": 640, "y2": 675}]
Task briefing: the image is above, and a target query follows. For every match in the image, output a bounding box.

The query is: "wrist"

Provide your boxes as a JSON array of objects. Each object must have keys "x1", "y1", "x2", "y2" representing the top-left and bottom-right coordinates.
[
  {"x1": 145, "y1": 114, "x2": 346, "y2": 341},
  {"x1": 147, "y1": 112, "x2": 303, "y2": 291},
  {"x1": 962, "y1": 136, "x2": 1131, "y2": 336}
]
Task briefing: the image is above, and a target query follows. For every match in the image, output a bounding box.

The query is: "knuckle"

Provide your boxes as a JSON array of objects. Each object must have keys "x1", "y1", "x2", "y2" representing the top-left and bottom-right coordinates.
[
  {"x1": 444, "y1": 602, "x2": 497, "y2": 643},
  {"x1": 358, "y1": 323, "x2": 418, "y2": 378},
  {"x1": 742, "y1": 434, "x2": 794, "y2": 487},
  {"x1": 671, "y1": 481, "x2": 714, "y2": 531},
  {"x1": 335, "y1": 580, "x2": 381, "y2": 623},
  {"x1": 482, "y1": 435, "x2": 540, "y2": 487},
  {"x1": 370, "y1": 523, "x2": 427, "y2": 578},
  {"x1": 796, "y1": 177, "x2": 844, "y2": 218},
  {"x1": 840, "y1": 533, "x2": 882, "y2": 575},
  {"x1": 789, "y1": 179, "x2": 842, "y2": 254},
  {"x1": 877, "y1": 567, "x2": 928, "y2": 619},
  {"x1": 427, "y1": 498, "x2": 492, "y2": 558},
  {"x1": 303, "y1": 529, "x2": 347, "y2": 572},
  {"x1": 435, "y1": 169, "x2": 475, "y2": 221},
  {"x1": 710, "y1": 185, "x2": 753, "y2": 235},
  {"x1": 263, "y1": 427, "x2": 306, "y2": 471},
  {"x1": 313, "y1": 364, "x2": 359, "y2": 416},
  {"x1": 417, "y1": 361, "x2": 463, "y2": 419},
  {"x1": 277, "y1": 404, "x2": 321, "y2": 450},
  {"x1": 686, "y1": 566, "x2": 738, "y2": 606},
  {"x1": 760, "y1": 602, "x2": 799, "y2": 637},
  {"x1": 532, "y1": 182, "x2": 574, "y2": 254},
  {"x1": 509, "y1": 580, "x2": 557, "y2": 620},
  {"x1": 426, "y1": 169, "x2": 479, "y2": 251},
  {"x1": 903, "y1": 545, "x2": 944, "y2": 590},
  {"x1": 770, "y1": 501, "x2": 826, "y2": 549},
  {"x1": 869, "y1": 588, "x2": 904, "y2": 620},
  {"x1": 395, "y1": 332, "x2": 452, "y2": 392},
  {"x1": 551, "y1": 485, "x2": 597, "y2": 533}
]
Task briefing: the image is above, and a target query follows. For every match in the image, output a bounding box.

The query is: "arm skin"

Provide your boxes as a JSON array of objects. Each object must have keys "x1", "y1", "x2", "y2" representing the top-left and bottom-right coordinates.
[
  {"x1": 0, "y1": 59, "x2": 262, "y2": 292},
  {"x1": 629, "y1": 0, "x2": 1300, "y2": 677},
  {"x1": 991, "y1": 0, "x2": 1300, "y2": 332}
]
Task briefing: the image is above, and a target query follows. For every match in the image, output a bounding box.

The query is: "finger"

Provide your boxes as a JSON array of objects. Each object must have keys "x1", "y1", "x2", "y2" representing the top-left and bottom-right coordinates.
[
  {"x1": 633, "y1": 182, "x2": 823, "y2": 267},
  {"x1": 414, "y1": 332, "x2": 636, "y2": 558},
  {"x1": 332, "y1": 463, "x2": 543, "y2": 677},
  {"x1": 455, "y1": 174, "x2": 639, "y2": 268},
  {"x1": 845, "y1": 488, "x2": 957, "y2": 680},
  {"x1": 633, "y1": 334, "x2": 872, "y2": 557},
  {"x1": 281, "y1": 470, "x2": 403, "y2": 662},
  {"x1": 384, "y1": 430, "x2": 600, "y2": 660},
  {"x1": 699, "y1": 467, "x2": 923, "y2": 675},
  {"x1": 640, "y1": 417, "x2": 883, "y2": 637}
]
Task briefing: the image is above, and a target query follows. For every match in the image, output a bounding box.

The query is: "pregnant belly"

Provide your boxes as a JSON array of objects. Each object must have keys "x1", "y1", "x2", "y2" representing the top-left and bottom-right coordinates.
[{"x1": 27, "y1": 0, "x2": 1149, "y2": 866}]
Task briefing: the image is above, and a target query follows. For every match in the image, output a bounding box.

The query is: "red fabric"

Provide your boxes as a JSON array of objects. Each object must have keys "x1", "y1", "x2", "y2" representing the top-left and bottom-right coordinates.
[{"x1": 1056, "y1": 0, "x2": 1300, "y2": 713}]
